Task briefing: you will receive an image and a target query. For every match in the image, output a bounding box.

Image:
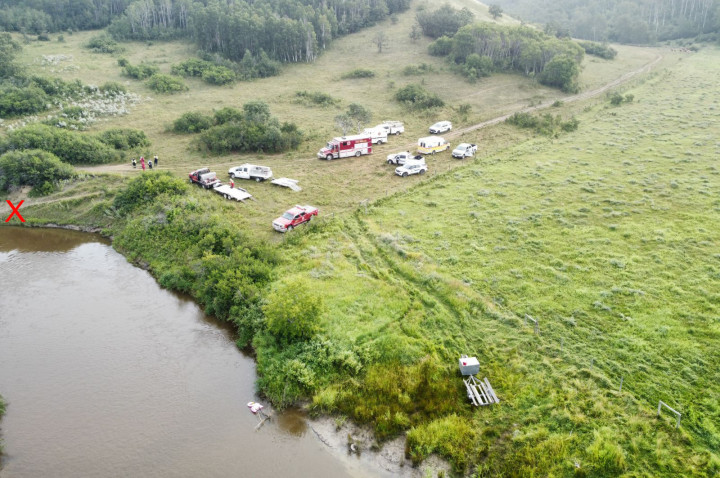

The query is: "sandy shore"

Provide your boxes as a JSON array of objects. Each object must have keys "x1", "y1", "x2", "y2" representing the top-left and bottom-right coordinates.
[{"x1": 308, "y1": 414, "x2": 452, "y2": 478}]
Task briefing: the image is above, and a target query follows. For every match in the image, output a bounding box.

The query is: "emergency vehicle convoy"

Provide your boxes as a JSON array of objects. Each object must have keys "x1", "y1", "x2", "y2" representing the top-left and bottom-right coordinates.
[{"x1": 317, "y1": 135, "x2": 372, "y2": 160}]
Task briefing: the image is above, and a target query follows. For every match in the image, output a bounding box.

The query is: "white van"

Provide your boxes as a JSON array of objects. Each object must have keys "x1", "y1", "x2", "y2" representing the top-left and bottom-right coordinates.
[
  {"x1": 362, "y1": 126, "x2": 389, "y2": 145},
  {"x1": 378, "y1": 120, "x2": 404, "y2": 135}
]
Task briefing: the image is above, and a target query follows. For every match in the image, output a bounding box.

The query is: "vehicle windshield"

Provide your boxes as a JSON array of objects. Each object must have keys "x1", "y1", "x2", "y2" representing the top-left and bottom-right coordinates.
[
  {"x1": 325, "y1": 142, "x2": 333, "y2": 149},
  {"x1": 282, "y1": 212, "x2": 294, "y2": 220}
]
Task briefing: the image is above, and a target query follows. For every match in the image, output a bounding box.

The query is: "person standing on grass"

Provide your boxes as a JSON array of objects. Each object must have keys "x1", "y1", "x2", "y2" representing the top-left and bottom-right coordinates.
[
  {"x1": 140, "y1": 156, "x2": 145, "y2": 171},
  {"x1": 148, "y1": 160, "x2": 153, "y2": 170},
  {"x1": 132, "y1": 158, "x2": 136, "y2": 168},
  {"x1": 154, "y1": 155, "x2": 158, "y2": 167},
  {"x1": 230, "y1": 178, "x2": 235, "y2": 189}
]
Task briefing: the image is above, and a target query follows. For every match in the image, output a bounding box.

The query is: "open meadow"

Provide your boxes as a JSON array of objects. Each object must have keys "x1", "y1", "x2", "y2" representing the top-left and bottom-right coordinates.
[
  {"x1": 267, "y1": 48, "x2": 720, "y2": 475},
  {"x1": 3, "y1": 0, "x2": 665, "y2": 239}
]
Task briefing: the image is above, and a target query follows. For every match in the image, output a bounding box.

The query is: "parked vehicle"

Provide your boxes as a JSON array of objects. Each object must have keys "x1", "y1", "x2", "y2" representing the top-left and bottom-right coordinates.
[
  {"x1": 387, "y1": 151, "x2": 424, "y2": 165},
  {"x1": 214, "y1": 184, "x2": 252, "y2": 201},
  {"x1": 272, "y1": 205, "x2": 318, "y2": 232},
  {"x1": 228, "y1": 163, "x2": 273, "y2": 182},
  {"x1": 378, "y1": 120, "x2": 404, "y2": 135},
  {"x1": 452, "y1": 143, "x2": 477, "y2": 159},
  {"x1": 429, "y1": 121, "x2": 452, "y2": 134},
  {"x1": 417, "y1": 136, "x2": 450, "y2": 155},
  {"x1": 317, "y1": 135, "x2": 372, "y2": 160},
  {"x1": 189, "y1": 168, "x2": 221, "y2": 189},
  {"x1": 395, "y1": 159, "x2": 427, "y2": 177},
  {"x1": 362, "y1": 126, "x2": 388, "y2": 145}
]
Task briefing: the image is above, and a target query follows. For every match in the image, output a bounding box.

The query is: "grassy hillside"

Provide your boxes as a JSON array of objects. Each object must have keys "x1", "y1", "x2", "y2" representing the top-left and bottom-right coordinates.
[
  {"x1": 266, "y1": 48, "x2": 720, "y2": 475},
  {"x1": 3, "y1": 3, "x2": 661, "y2": 238}
]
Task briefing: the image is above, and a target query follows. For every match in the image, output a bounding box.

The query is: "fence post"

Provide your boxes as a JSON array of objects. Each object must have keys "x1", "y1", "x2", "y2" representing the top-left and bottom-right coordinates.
[
  {"x1": 619, "y1": 377, "x2": 623, "y2": 393},
  {"x1": 658, "y1": 401, "x2": 682, "y2": 429}
]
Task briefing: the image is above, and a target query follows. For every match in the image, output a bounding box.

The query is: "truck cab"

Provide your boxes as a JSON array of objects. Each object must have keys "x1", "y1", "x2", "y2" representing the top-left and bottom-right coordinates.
[{"x1": 189, "y1": 168, "x2": 221, "y2": 189}]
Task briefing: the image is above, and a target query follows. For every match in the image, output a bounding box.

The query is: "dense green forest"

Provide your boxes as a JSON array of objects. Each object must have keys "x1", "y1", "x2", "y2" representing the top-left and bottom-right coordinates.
[
  {"x1": 0, "y1": 0, "x2": 132, "y2": 32},
  {"x1": 492, "y1": 0, "x2": 720, "y2": 43},
  {"x1": 0, "y1": 0, "x2": 409, "y2": 63}
]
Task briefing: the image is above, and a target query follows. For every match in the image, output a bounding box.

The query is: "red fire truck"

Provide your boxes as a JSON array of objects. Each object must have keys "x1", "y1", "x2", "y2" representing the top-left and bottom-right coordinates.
[{"x1": 317, "y1": 135, "x2": 372, "y2": 160}]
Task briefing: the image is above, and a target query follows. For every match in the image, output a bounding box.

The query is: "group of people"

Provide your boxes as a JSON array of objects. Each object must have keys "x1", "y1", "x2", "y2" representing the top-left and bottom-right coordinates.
[{"x1": 131, "y1": 155, "x2": 159, "y2": 171}]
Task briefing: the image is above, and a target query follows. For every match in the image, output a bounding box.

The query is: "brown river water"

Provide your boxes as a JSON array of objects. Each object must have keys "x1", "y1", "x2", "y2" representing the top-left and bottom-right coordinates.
[{"x1": 0, "y1": 227, "x2": 380, "y2": 478}]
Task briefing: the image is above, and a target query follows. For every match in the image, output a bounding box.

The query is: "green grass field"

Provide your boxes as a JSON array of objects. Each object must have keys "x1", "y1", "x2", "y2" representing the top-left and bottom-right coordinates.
[
  {"x1": 269, "y1": 48, "x2": 720, "y2": 475},
  {"x1": 3, "y1": 1, "x2": 664, "y2": 239},
  {"x1": 3, "y1": 2, "x2": 718, "y2": 475}
]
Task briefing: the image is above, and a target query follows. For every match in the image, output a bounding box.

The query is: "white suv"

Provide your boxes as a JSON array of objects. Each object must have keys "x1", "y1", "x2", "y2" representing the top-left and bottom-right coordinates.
[
  {"x1": 395, "y1": 160, "x2": 428, "y2": 177},
  {"x1": 429, "y1": 121, "x2": 452, "y2": 134}
]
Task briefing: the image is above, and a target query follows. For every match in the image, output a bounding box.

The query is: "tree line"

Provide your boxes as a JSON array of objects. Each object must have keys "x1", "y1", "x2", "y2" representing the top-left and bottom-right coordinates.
[
  {"x1": 491, "y1": 0, "x2": 720, "y2": 43},
  {"x1": 107, "y1": 0, "x2": 410, "y2": 63},
  {"x1": 0, "y1": 0, "x2": 132, "y2": 33}
]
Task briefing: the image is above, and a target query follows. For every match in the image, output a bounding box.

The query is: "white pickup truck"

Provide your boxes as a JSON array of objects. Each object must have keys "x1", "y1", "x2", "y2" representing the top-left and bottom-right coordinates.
[
  {"x1": 387, "y1": 151, "x2": 424, "y2": 165},
  {"x1": 451, "y1": 143, "x2": 477, "y2": 159},
  {"x1": 228, "y1": 164, "x2": 273, "y2": 182}
]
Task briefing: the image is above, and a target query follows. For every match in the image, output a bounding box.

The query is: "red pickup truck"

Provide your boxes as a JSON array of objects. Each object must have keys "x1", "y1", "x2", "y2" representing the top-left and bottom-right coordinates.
[
  {"x1": 189, "y1": 168, "x2": 221, "y2": 189},
  {"x1": 272, "y1": 205, "x2": 318, "y2": 232}
]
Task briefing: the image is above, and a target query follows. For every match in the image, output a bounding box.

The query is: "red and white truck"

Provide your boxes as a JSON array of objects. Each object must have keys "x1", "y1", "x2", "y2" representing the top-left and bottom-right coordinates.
[
  {"x1": 272, "y1": 205, "x2": 318, "y2": 232},
  {"x1": 317, "y1": 135, "x2": 372, "y2": 160}
]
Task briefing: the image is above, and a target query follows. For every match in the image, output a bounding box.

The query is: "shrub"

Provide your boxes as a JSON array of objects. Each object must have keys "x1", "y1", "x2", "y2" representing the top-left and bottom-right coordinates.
[
  {"x1": 29, "y1": 75, "x2": 84, "y2": 97},
  {"x1": 86, "y1": 33, "x2": 123, "y2": 53},
  {"x1": 113, "y1": 171, "x2": 188, "y2": 214},
  {"x1": 394, "y1": 83, "x2": 444, "y2": 109},
  {"x1": 341, "y1": 68, "x2": 375, "y2": 79},
  {"x1": 123, "y1": 63, "x2": 159, "y2": 80},
  {"x1": 294, "y1": 90, "x2": 339, "y2": 107},
  {"x1": 263, "y1": 279, "x2": 325, "y2": 342},
  {"x1": 171, "y1": 58, "x2": 212, "y2": 77},
  {"x1": 37, "y1": 33, "x2": 50, "y2": 41},
  {"x1": 96, "y1": 128, "x2": 150, "y2": 150},
  {"x1": 146, "y1": 74, "x2": 188, "y2": 93},
  {"x1": 172, "y1": 111, "x2": 214, "y2": 133},
  {"x1": 579, "y1": 41, "x2": 617, "y2": 60},
  {"x1": 0, "y1": 149, "x2": 76, "y2": 195},
  {"x1": 406, "y1": 415, "x2": 477, "y2": 473},
  {"x1": 117, "y1": 57, "x2": 129, "y2": 67},
  {"x1": 201, "y1": 65, "x2": 236, "y2": 85},
  {"x1": 0, "y1": 85, "x2": 49, "y2": 117},
  {"x1": 2, "y1": 124, "x2": 121, "y2": 164},
  {"x1": 506, "y1": 111, "x2": 579, "y2": 136},
  {"x1": 99, "y1": 81, "x2": 127, "y2": 96},
  {"x1": 461, "y1": 53, "x2": 493, "y2": 81},
  {"x1": 538, "y1": 55, "x2": 580, "y2": 93},
  {"x1": 213, "y1": 107, "x2": 244, "y2": 125},
  {"x1": 428, "y1": 36, "x2": 453, "y2": 56},
  {"x1": 402, "y1": 63, "x2": 436, "y2": 75},
  {"x1": 610, "y1": 92, "x2": 624, "y2": 105}
]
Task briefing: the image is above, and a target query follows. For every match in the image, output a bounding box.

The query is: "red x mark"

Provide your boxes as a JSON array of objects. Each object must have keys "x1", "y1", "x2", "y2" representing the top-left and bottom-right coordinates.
[{"x1": 5, "y1": 200, "x2": 25, "y2": 223}]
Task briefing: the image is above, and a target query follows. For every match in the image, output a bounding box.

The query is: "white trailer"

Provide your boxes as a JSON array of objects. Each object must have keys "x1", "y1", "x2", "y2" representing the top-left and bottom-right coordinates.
[
  {"x1": 214, "y1": 184, "x2": 252, "y2": 202},
  {"x1": 228, "y1": 164, "x2": 273, "y2": 182}
]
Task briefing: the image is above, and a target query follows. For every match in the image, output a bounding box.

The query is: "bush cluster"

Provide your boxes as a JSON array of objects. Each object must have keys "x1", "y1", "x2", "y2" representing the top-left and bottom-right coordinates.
[
  {"x1": 171, "y1": 58, "x2": 236, "y2": 85},
  {"x1": 146, "y1": 73, "x2": 188, "y2": 94},
  {"x1": 609, "y1": 92, "x2": 635, "y2": 105},
  {"x1": 86, "y1": 33, "x2": 123, "y2": 53},
  {"x1": 171, "y1": 111, "x2": 214, "y2": 133},
  {"x1": 506, "y1": 112, "x2": 579, "y2": 135},
  {"x1": 172, "y1": 102, "x2": 302, "y2": 154},
  {"x1": 96, "y1": 128, "x2": 150, "y2": 150},
  {"x1": 113, "y1": 172, "x2": 188, "y2": 214},
  {"x1": 579, "y1": 41, "x2": 618, "y2": 59},
  {"x1": 0, "y1": 84, "x2": 49, "y2": 117},
  {"x1": 294, "y1": 90, "x2": 338, "y2": 107},
  {"x1": 1, "y1": 124, "x2": 121, "y2": 164},
  {"x1": 0, "y1": 149, "x2": 76, "y2": 195},
  {"x1": 394, "y1": 84, "x2": 445, "y2": 110},
  {"x1": 341, "y1": 68, "x2": 375, "y2": 79},
  {"x1": 122, "y1": 62, "x2": 159, "y2": 80},
  {"x1": 401, "y1": 63, "x2": 436, "y2": 76}
]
